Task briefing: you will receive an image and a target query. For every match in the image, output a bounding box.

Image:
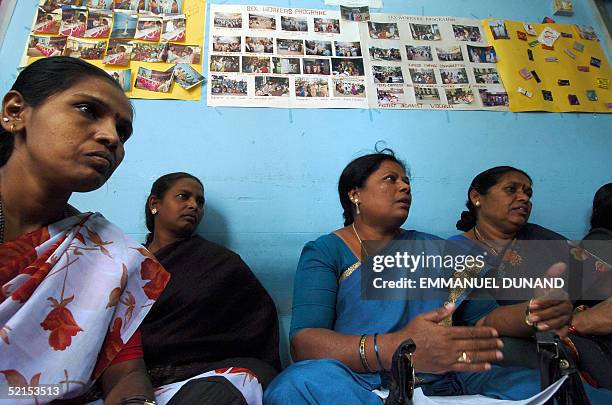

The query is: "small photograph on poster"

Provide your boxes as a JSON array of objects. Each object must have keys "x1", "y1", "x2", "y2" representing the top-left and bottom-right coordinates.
[
  {"x1": 276, "y1": 39, "x2": 304, "y2": 55},
  {"x1": 479, "y1": 88, "x2": 508, "y2": 106},
  {"x1": 445, "y1": 87, "x2": 475, "y2": 105},
  {"x1": 305, "y1": 40, "x2": 333, "y2": 56},
  {"x1": 86, "y1": 0, "x2": 114, "y2": 9},
  {"x1": 405, "y1": 45, "x2": 432, "y2": 61},
  {"x1": 212, "y1": 36, "x2": 241, "y2": 52},
  {"x1": 162, "y1": 14, "x2": 186, "y2": 41},
  {"x1": 373, "y1": 65, "x2": 404, "y2": 83},
  {"x1": 489, "y1": 19, "x2": 509, "y2": 40},
  {"x1": 134, "y1": 66, "x2": 173, "y2": 92},
  {"x1": 340, "y1": 5, "x2": 370, "y2": 22},
  {"x1": 467, "y1": 45, "x2": 496, "y2": 63},
  {"x1": 214, "y1": 12, "x2": 242, "y2": 29},
  {"x1": 40, "y1": 0, "x2": 81, "y2": 12},
  {"x1": 368, "y1": 22, "x2": 400, "y2": 39},
  {"x1": 135, "y1": 15, "x2": 162, "y2": 42},
  {"x1": 111, "y1": 10, "x2": 137, "y2": 39},
  {"x1": 64, "y1": 37, "x2": 107, "y2": 59},
  {"x1": 576, "y1": 25, "x2": 597, "y2": 40},
  {"x1": 211, "y1": 75, "x2": 247, "y2": 96},
  {"x1": 335, "y1": 41, "x2": 361, "y2": 57},
  {"x1": 440, "y1": 68, "x2": 468, "y2": 84},
  {"x1": 27, "y1": 35, "x2": 67, "y2": 57},
  {"x1": 113, "y1": 0, "x2": 142, "y2": 11},
  {"x1": 85, "y1": 9, "x2": 112, "y2": 38},
  {"x1": 281, "y1": 16, "x2": 308, "y2": 32},
  {"x1": 158, "y1": 0, "x2": 182, "y2": 14},
  {"x1": 165, "y1": 43, "x2": 201, "y2": 63},
  {"x1": 409, "y1": 23, "x2": 441, "y2": 41},
  {"x1": 333, "y1": 78, "x2": 366, "y2": 97},
  {"x1": 242, "y1": 56, "x2": 270, "y2": 73},
  {"x1": 473, "y1": 67, "x2": 500, "y2": 84},
  {"x1": 106, "y1": 69, "x2": 132, "y2": 91},
  {"x1": 414, "y1": 86, "x2": 440, "y2": 104},
  {"x1": 131, "y1": 42, "x2": 166, "y2": 62},
  {"x1": 369, "y1": 46, "x2": 401, "y2": 62},
  {"x1": 173, "y1": 63, "x2": 204, "y2": 90},
  {"x1": 245, "y1": 36, "x2": 274, "y2": 53},
  {"x1": 377, "y1": 86, "x2": 405, "y2": 105},
  {"x1": 271, "y1": 57, "x2": 301, "y2": 74},
  {"x1": 451, "y1": 24, "x2": 482, "y2": 42},
  {"x1": 302, "y1": 58, "x2": 331, "y2": 75},
  {"x1": 103, "y1": 39, "x2": 133, "y2": 65},
  {"x1": 255, "y1": 76, "x2": 290, "y2": 96},
  {"x1": 249, "y1": 14, "x2": 276, "y2": 30},
  {"x1": 210, "y1": 55, "x2": 240, "y2": 72},
  {"x1": 408, "y1": 67, "x2": 435, "y2": 84},
  {"x1": 295, "y1": 77, "x2": 329, "y2": 97},
  {"x1": 33, "y1": 7, "x2": 61, "y2": 34},
  {"x1": 60, "y1": 6, "x2": 87, "y2": 37},
  {"x1": 331, "y1": 58, "x2": 364, "y2": 76},
  {"x1": 314, "y1": 18, "x2": 340, "y2": 34},
  {"x1": 436, "y1": 46, "x2": 463, "y2": 61}
]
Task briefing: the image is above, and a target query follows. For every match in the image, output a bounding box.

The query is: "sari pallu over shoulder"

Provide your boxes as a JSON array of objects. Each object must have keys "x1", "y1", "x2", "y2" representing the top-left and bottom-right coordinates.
[{"x1": 0, "y1": 212, "x2": 170, "y2": 404}]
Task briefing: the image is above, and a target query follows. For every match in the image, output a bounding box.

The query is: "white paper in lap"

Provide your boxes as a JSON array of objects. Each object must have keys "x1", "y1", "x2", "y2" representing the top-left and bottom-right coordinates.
[{"x1": 373, "y1": 375, "x2": 567, "y2": 405}]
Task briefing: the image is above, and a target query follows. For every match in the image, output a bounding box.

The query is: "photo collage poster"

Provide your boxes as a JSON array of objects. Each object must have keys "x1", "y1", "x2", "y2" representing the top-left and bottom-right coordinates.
[
  {"x1": 484, "y1": 19, "x2": 610, "y2": 113},
  {"x1": 207, "y1": 4, "x2": 508, "y2": 111},
  {"x1": 21, "y1": 0, "x2": 206, "y2": 100},
  {"x1": 207, "y1": 3, "x2": 367, "y2": 108}
]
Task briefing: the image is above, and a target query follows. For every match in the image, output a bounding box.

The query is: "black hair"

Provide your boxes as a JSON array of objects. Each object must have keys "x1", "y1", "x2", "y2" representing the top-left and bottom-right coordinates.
[
  {"x1": 144, "y1": 172, "x2": 204, "y2": 245},
  {"x1": 456, "y1": 166, "x2": 532, "y2": 231},
  {"x1": 1, "y1": 56, "x2": 127, "y2": 167},
  {"x1": 590, "y1": 183, "x2": 612, "y2": 231},
  {"x1": 338, "y1": 147, "x2": 407, "y2": 226}
]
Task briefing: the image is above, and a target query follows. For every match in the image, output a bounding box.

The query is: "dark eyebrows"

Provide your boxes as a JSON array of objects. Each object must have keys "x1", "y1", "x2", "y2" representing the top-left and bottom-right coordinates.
[{"x1": 73, "y1": 92, "x2": 133, "y2": 137}]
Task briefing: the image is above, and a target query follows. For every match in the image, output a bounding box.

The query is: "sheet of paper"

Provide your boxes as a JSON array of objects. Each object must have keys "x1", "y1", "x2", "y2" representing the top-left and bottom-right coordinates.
[{"x1": 324, "y1": 0, "x2": 383, "y2": 8}]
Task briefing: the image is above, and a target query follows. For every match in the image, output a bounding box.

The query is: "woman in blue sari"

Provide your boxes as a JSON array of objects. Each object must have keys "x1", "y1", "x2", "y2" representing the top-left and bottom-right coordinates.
[
  {"x1": 449, "y1": 166, "x2": 612, "y2": 402},
  {"x1": 264, "y1": 152, "x2": 567, "y2": 405}
]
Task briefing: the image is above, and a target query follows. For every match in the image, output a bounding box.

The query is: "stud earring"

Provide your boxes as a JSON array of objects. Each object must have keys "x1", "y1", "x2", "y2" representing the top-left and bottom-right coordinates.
[
  {"x1": 2, "y1": 117, "x2": 8, "y2": 122},
  {"x1": 151, "y1": 208, "x2": 158, "y2": 215},
  {"x1": 475, "y1": 201, "x2": 480, "y2": 207}
]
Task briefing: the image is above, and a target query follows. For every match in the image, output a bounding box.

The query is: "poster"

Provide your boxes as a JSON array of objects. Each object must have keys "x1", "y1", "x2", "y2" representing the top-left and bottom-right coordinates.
[
  {"x1": 207, "y1": 4, "x2": 507, "y2": 110},
  {"x1": 484, "y1": 19, "x2": 610, "y2": 112},
  {"x1": 21, "y1": 0, "x2": 206, "y2": 100},
  {"x1": 0, "y1": 0, "x2": 18, "y2": 49}
]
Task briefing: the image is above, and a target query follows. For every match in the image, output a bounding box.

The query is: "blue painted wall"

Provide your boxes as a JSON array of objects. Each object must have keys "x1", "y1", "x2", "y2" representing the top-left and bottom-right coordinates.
[{"x1": 1, "y1": 0, "x2": 611, "y2": 366}]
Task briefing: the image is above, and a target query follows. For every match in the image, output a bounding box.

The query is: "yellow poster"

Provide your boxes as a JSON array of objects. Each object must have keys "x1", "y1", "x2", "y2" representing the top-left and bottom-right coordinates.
[
  {"x1": 484, "y1": 19, "x2": 610, "y2": 112},
  {"x1": 22, "y1": 0, "x2": 206, "y2": 101}
]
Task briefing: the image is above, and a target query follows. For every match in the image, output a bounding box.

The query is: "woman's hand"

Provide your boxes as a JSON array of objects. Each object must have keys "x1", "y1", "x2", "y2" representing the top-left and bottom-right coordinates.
[
  {"x1": 572, "y1": 299, "x2": 612, "y2": 336},
  {"x1": 384, "y1": 304, "x2": 503, "y2": 373},
  {"x1": 529, "y1": 262, "x2": 573, "y2": 337}
]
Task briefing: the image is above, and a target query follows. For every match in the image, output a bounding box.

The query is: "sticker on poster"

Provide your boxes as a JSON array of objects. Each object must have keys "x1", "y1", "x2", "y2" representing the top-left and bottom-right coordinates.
[
  {"x1": 27, "y1": 35, "x2": 66, "y2": 57},
  {"x1": 33, "y1": 7, "x2": 61, "y2": 34},
  {"x1": 65, "y1": 37, "x2": 107, "y2": 59},
  {"x1": 104, "y1": 39, "x2": 133, "y2": 65},
  {"x1": 111, "y1": 10, "x2": 137, "y2": 39},
  {"x1": 489, "y1": 20, "x2": 509, "y2": 39},
  {"x1": 131, "y1": 42, "x2": 167, "y2": 62},
  {"x1": 85, "y1": 9, "x2": 112, "y2": 38},
  {"x1": 538, "y1": 27, "x2": 560, "y2": 47},
  {"x1": 60, "y1": 6, "x2": 87, "y2": 37},
  {"x1": 165, "y1": 43, "x2": 201, "y2": 63},
  {"x1": 106, "y1": 69, "x2": 132, "y2": 91},
  {"x1": 162, "y1": 14, "x2": 186, "y2": 41}
]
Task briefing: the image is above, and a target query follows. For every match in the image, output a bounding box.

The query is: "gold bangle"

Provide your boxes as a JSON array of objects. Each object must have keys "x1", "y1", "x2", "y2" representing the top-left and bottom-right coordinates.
[
  {"x1": 525, "y1": 299, "x2": 536, "y2": 328},
  {"x1": 359, "y1": 334, "x2": 373, "y2": 373}
]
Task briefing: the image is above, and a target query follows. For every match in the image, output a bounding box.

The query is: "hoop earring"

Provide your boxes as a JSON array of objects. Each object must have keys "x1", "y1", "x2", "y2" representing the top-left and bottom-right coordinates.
[{"x1": 151, "y1": 208, "x2": 158, "y2": 215}]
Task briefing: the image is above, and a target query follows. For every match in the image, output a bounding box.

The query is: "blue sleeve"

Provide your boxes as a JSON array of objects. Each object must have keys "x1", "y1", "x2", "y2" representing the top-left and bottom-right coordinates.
[
  {"x1": 289, "y1": 240, "x2": 339, "y2": 340},
  {"x1": 455, "y1": 289, "x2": 499, "y2": 326}
]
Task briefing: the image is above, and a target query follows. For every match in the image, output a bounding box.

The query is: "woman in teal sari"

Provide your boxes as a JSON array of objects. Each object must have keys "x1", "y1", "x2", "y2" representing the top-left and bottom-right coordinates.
[{"x1": 264, "y1": 152, "x2": 568, "y2": 405}]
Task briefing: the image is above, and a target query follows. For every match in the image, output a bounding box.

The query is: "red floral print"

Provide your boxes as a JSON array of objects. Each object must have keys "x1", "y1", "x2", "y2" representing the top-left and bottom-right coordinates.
[
  {"x1": 0, "y1": 228, "x2": 50, "y2": 284},
  {"x1": 140, "y1": 258, "x2": 170, "y2": 300},
  {"x1": 40, "y1": 296, "x2": 83, "y2": 351},
  {"x1": 92, "y1": 317, "x2": 124, "y2": 379}
]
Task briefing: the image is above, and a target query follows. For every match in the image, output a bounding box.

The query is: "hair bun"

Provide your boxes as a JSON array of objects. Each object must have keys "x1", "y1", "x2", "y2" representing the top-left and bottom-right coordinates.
[{"x1": 456, "y1": 210, "x2": 476, "y2": 231}]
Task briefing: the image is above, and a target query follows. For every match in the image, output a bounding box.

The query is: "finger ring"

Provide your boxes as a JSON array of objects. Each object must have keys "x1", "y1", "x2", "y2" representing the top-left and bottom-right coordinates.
[{"x1": 456, "y1": 351, "x2": 470, "y2": 363}]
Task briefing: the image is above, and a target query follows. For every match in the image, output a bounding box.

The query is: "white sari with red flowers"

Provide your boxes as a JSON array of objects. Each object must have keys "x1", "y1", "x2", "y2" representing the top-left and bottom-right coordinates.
[{"x1": 0, "y1": 212, "x2": 169, "y2": 404}]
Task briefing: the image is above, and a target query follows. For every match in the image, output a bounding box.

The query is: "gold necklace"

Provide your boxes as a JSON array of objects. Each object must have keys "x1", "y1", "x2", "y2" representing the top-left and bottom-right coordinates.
[
  {"x1": 473, "y1": 226, "x2": 513, "y2": 256},
  {"x1": 352, "y1": 222, "x2": 369, "y2": 258}
]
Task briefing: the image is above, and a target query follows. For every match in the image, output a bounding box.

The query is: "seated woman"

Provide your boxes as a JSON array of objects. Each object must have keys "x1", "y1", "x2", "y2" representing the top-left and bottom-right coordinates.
[
  {"x1": 450, "y1": 166, "x2": 612, "y2": 398},
  {"x1": 264, "y1": 151, "x2": 575, "y2": 405},
  {"x1": 0, "y1": 57, "x2": 168, "y2": 404},
  {"x1": 140, "y1": 172, "x2": 280, "y2": 405}
]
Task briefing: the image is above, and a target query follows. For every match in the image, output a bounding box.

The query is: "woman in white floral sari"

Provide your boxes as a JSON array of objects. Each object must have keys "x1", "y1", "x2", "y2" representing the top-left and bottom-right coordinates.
[{"x1": 0, "y1": 57, "x2": 169, "y2": 405}]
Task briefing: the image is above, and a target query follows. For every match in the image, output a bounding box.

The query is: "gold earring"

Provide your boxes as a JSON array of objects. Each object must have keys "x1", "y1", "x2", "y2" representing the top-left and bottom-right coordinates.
[
  {"x1": 1, "y1": 117, "x2": 8, "y2": 122},
  {"x1": 354, "y1": 199, "x2": 360, "y2": 215},
  {"x1": 10, "y1": 124, "x2": 15, "y2": 133},
  {"x1": 151, "y1": 208, "x2": 158, "y2": 215}
]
